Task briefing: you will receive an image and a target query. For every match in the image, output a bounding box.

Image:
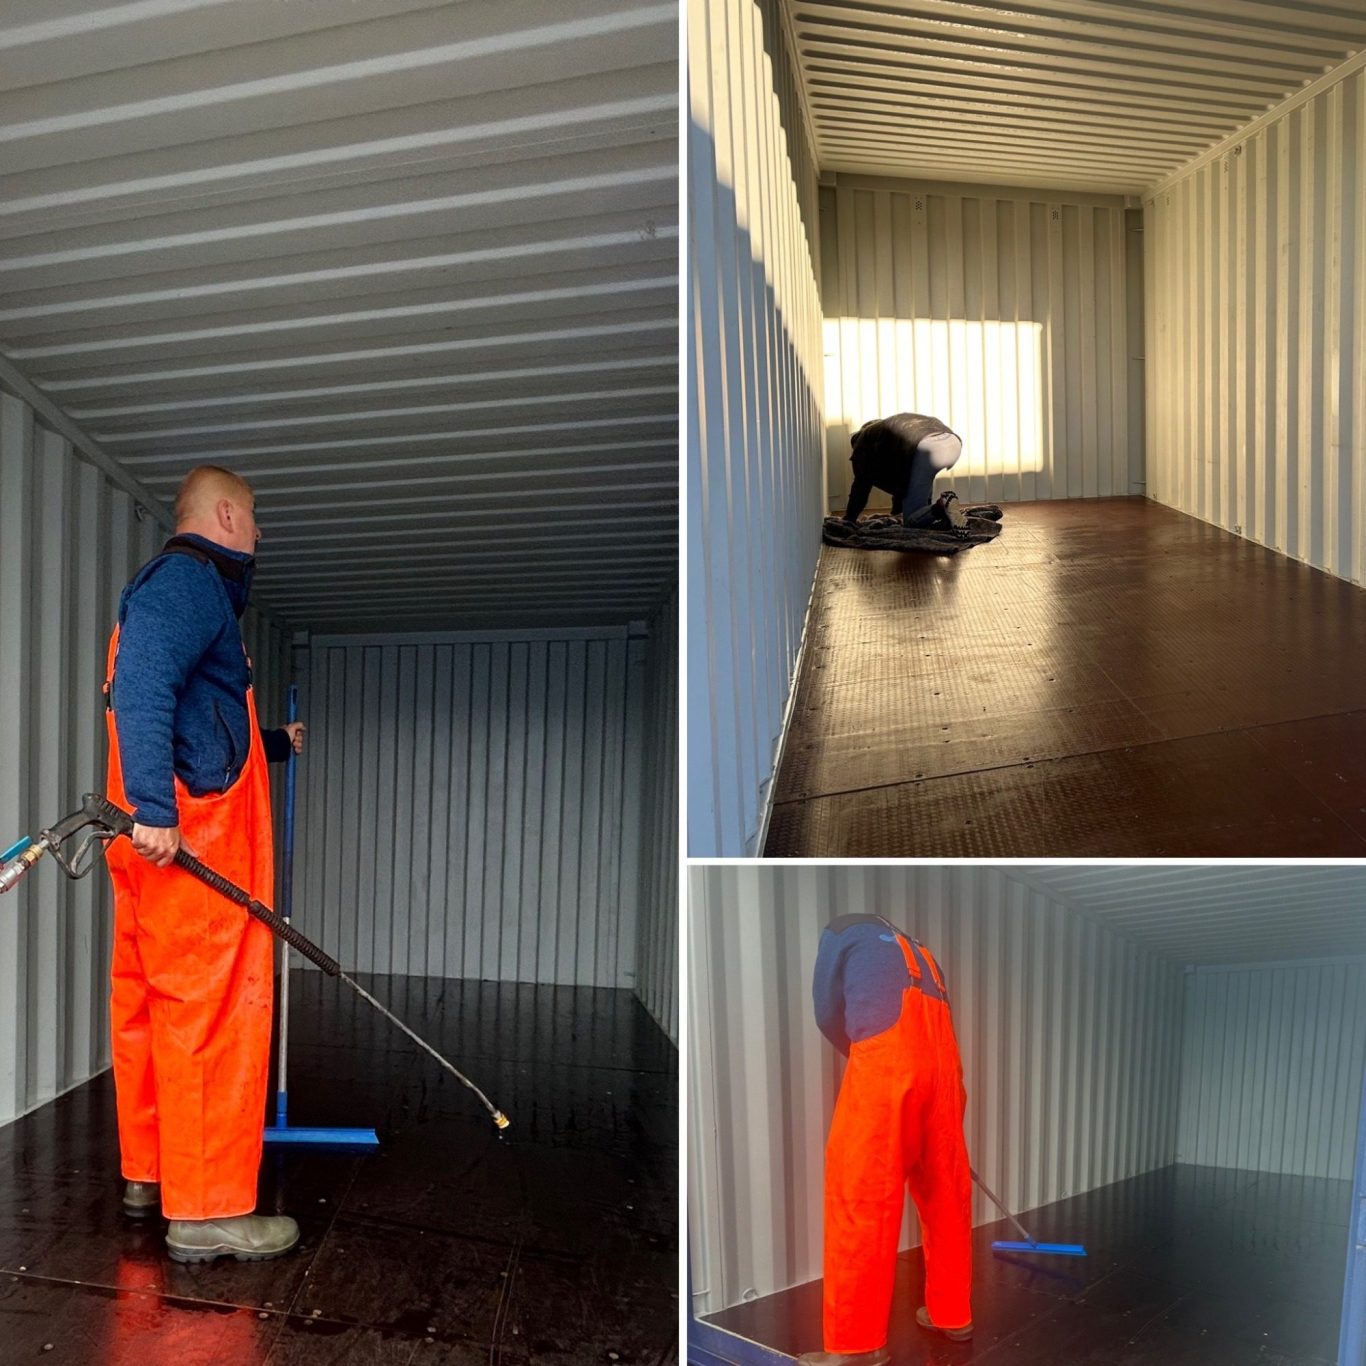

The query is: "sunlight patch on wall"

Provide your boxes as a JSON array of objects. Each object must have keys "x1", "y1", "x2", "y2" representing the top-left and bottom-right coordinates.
[{"x1": 824, "y1": 317, "x2": 1046, "y2": 480}]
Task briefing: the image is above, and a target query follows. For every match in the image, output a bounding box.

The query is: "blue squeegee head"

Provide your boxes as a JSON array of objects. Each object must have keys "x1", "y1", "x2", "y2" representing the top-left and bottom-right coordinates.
[
  {"x1": 991, "y1": 1240, "x2": 1088, "y2": 1256},
  {"x1": 263, "y1": 1126, "x2": 380, "y2": 1149}
]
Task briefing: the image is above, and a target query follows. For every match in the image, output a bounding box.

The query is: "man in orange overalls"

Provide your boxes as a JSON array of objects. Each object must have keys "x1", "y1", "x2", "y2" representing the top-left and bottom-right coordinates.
[
  {"x1": 105, "y1": 465, "x2": 304, "y2": 1262},
  {"x1": 798, "y1": 915, "x2": 974, "y2": 1366}
]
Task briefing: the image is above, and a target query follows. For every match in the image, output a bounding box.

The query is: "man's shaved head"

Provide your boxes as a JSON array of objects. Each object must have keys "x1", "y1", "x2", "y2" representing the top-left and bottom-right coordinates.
[
  {"x1": 174, "y1": 465, "x2": 254, "y2": 525},
  {"x1": 173, "y1": 465, "x2": 260, "y2": 554}
]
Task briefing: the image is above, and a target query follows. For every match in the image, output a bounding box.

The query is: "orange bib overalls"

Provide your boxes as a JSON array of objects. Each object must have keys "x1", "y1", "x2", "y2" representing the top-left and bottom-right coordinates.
[
  {"x1": 822, "y1": 931, "x2": 972, "y2": 1351},
  {"x1": 104, "y1": 624, "x2": 275, "y2": 1220}
]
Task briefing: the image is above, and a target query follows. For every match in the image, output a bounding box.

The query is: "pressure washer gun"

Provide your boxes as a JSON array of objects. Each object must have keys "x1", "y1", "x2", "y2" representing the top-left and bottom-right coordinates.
[
  {"x1": 0, "y1": 792, "x2": 131, "y2": 894},
  {"x1": 0, "y1": 792, "x2": 341, "y2": 977},
  {"x1": 0, "y1": 794, "x2": 345, "y2": 979},
  {"x1": 0, "y1": 793, "x2": 511, "y2": 1132}
]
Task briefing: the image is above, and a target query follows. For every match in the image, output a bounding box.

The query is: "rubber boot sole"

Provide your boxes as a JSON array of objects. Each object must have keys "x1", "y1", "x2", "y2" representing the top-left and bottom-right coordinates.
[
  {"x1": 166, "y1": 1236, "x2": 299, "y2": 1264},
  {"x1": 122, "y1": 1184, "x2": 161, "y2": 1219},
  {"x1": 916, "y1": 1307, "x2": 973, "y2": 1341}
]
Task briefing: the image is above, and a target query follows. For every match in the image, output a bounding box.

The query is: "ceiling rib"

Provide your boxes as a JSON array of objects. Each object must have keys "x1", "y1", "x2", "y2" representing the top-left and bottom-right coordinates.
[
  {"x1": 786, "y1": 0, "x2": 1366, "y2": 194},
  {"x1": 0, "y1": 0, "x2": 678, "y2": 631}
]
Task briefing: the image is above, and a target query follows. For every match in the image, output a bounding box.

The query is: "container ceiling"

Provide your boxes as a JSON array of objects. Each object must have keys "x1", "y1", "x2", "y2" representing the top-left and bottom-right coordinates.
[
  {"x1": 786, "y1": 0, "x2": 1366, "y2": 195},
  {"x1": 1013, "y1": 866, "x2": 1366, "y2": 964},
  {"x1": 0, "y1": 0, "x2": 678, "y2": 633}
]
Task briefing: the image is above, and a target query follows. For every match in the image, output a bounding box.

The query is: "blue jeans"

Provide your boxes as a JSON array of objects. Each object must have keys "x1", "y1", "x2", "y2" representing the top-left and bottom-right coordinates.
[{"x1": 896, "y1": 449, "x2": 940, "y2": 526}]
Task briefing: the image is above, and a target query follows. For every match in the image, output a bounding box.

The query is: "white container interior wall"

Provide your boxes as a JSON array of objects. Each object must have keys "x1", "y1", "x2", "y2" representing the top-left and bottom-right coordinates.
[
  {"x1": 0, "y1": 392, "x2": 289, "y2": 1125},
  {"x1": 687, "y1": 864, "x2": 1185, "y2": 1315},
  {"x1": 821, "y1": 180, "x2": 1146, "y2": 509},
  {"x1": 1146, "y1": 63, "x2": 1366, "y2": 585},
  {"x1": 292, "y1": 618, "x2": 676, "y2": 1014},
  {"x1": 1179, "y1": 958, "x2": 1366, "y2": 1180},
  {"x1": 688, "y1": 0, "x2": 826, "y2": 857}
]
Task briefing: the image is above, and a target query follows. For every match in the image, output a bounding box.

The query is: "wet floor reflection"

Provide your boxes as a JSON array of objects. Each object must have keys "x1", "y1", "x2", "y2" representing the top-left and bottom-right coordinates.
[
  {"x1": 705, "y1": 1162, "x2": 1349, "y2": 1365},
  {"x1": 768, "y1": 498, "x2": 1366, "y2": 856},
  {"x1": 0, "y1": 974, "x2": 678, "y2": 1364}
]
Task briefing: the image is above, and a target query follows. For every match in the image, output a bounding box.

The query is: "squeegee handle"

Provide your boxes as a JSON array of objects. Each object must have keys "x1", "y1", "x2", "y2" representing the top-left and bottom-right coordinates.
[
  {"x1": 970, "y1": 1168, "x2": 1036, "y2": 1245},
  {"x1": 281, "y1": 682, "x2": 297, "y2": 924},
  {"x1": 172, "y1": 846, "x2": 341, "y2": 977}
]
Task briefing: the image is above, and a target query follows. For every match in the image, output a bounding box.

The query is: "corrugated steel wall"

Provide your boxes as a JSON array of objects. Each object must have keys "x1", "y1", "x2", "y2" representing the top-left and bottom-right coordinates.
[
  {"x1": 0, "y1": 387, "x2": 287, "y2": 1124},
  {"x1": 1179, "y1": 959, "x2": 1366, "y2": 1181},
  {"x1": 293, "y1": 629, "x2": 644, "y2": 987},
  {"x1": 688, "y1": 0, "x2": 826, "y2": 857},
  {"x1": 634, "y1": 586, "x2": 679, "y2": 1044},
  {"x1": 1146, "y1": 64, "x2": 1366, "y2": 585},
  {"x1": 821, "y1": 177, "x2": 1145, "y2": 508},
  {"x1": 687, "y1": 864, "x2": 1185, "y2": 1315}
]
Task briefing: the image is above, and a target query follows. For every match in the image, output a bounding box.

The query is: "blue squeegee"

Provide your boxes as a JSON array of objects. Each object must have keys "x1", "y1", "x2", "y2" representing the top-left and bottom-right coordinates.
[
  {"x1": 971, "y1": 1168, "x2": 1087, "y2": 1257},
  {"x1": 264, "y1": 684, "x2": 379, "y2": 1152}
]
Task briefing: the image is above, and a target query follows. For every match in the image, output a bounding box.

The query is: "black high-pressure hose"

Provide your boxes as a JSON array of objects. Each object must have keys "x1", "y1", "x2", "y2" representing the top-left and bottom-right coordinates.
[{"x1": 0, "y1": 793, "x2": 510, "y2": 1132}]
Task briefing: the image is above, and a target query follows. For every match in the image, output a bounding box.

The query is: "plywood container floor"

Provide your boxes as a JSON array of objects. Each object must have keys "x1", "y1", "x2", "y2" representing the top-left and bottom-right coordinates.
[
  {"x1": 766, "y1": 498, "x2": 1366, "y2": 856},
  {"x1": 702, "y1": 1163, "x2": 1350, "y2": 1365},
  {"x1": 0, "y1": 973, "x2": 678, "y2": 1364}
]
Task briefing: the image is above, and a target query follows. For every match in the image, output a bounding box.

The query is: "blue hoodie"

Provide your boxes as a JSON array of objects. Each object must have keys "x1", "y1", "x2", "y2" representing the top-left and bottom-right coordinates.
[{"x1": 112, "y1": 534, "x2": 290, "y2": 827}]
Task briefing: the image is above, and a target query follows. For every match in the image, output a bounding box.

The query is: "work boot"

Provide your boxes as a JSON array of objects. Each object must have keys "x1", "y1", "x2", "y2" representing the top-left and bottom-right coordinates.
[
  {"x1": 796, "y1": 1351, "x2": 891, "y2": 1366},
  {"x1": 122, "y1": 1180, "x2": 161, "y2": 1219},
  {"x1": 916, "y1": 1306, "x2": 973, "y2": 1341},
  {"x1": 165, "y1": 1213, "x2": 300, "y2": 1263}
]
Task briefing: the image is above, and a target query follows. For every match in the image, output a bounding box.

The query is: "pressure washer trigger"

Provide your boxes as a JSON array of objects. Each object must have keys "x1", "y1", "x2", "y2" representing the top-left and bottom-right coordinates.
[{"x1": 1, "y1": 837, "x2": 32, "y2": 863}]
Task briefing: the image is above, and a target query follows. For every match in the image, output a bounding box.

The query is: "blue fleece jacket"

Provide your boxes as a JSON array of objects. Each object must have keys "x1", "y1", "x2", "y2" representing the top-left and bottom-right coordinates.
[
  {"x1": 112, "y1": 534, "x2": 290, "y2": 827},
  {"x1": 812, "y1": 914, "x2": 919, "y2": 1055}
]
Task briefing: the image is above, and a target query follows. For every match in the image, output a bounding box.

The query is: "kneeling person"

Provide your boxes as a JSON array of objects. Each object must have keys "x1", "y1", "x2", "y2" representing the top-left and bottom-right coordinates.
[{"x1": 844, "y1": 413, "x2": 967, "y2": 531}]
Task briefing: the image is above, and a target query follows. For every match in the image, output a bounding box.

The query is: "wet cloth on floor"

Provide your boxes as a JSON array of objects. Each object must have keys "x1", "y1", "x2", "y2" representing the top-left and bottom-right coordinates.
[{"x1": 822, "y1": 507, "x2": 1003, "y2": 554}]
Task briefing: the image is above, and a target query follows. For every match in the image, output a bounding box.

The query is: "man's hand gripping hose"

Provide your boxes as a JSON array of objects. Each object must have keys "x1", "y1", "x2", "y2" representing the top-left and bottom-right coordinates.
[{"x1": 0, "y1": 794, "x2": 510, "y2": 1132}]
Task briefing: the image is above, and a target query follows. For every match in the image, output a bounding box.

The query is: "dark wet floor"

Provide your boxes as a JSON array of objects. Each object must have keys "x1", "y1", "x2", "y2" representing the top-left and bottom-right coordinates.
[
  {"x1": 0, "y1": 973, "x2": 679, "y2": 1364},
  {"x1": 703, "y1": 1162, "x2": 1350, "y2": 1365},
  {"x1": 766, "y1": 497, "x2": 1366, "y2": 856}
]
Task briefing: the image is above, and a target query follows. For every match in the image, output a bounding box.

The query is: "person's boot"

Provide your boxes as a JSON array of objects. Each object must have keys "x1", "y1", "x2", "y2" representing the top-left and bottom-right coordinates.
[
  {"x1": 796, "y1": 1351, "x2": 890, "y2": 1366},
  {"x1": 916, "y1": 1306, "x2": 973, "y2": 1341},
  {"x1": 165, "y1": 1213, "x2": 300, "y2": 1263},
  {"x1": 122, "y1": 1180, "x2": 161, "y2": 1219},
  {"x1": 934, "y1": 490, "x2": 969, "y2": 531}
]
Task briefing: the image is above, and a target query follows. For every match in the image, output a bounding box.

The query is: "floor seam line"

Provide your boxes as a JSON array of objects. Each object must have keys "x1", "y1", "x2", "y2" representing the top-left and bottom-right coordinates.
[
  {"x1": 278, "y1": 1157, "x2": 364, "y2": 1321},
  {"x1": 0, "y1": 1266, "x2": 292, "y2": 1317},
  {"x1": 775, "y1": 730, "x2": 1208, "y2": 806},
  {"x1": 773, "y1": 713, "x2": 1366, "y2": 810}
]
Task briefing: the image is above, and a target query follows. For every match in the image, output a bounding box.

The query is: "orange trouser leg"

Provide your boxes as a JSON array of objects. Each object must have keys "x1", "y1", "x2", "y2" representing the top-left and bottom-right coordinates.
[
  {"x1": 110, "y1": 859, "x2": 273, "y2": 1220},
  {"x1": 109, "y1": 862, "x2": 158, "y2": 1183},
  {"x1": 822, "y1": 1041, "x2": 907, "y2": 1354},
  {"x1": 144, "y1": 876, "x2": 272, "y2": 1221},
  {"x1": 905, "y1": 1070, "x2": 973, "y2": 1329}
]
